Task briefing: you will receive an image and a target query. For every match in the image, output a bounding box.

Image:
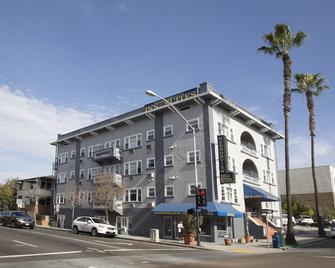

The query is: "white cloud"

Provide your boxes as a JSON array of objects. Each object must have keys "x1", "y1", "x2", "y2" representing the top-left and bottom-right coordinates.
[
  {"x1": 277, "y1": 135, "x2": 335, "y2": 170},
  {"x1": 0, "y1": 85, "x2": 108, "y2": 182}
]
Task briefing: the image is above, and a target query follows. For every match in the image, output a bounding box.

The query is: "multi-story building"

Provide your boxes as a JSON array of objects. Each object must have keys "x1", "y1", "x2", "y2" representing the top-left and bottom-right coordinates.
[
  {"x1": 278, "y1": 165, "x2": 335, "y2": 211},
  {"x1": 51, "y1": 82, "x2": 283, "y2": 242}
]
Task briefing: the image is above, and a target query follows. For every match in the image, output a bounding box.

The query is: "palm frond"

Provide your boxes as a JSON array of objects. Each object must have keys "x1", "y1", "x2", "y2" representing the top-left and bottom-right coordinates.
[{"x1": 293, "y1": 31, "x2": 308, "y2": 47}]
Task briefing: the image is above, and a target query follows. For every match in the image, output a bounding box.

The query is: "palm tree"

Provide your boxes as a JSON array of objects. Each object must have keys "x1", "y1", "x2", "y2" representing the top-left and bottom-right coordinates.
[
  {"x1": 258, "y1": 24, "x2": 308, "y2": 245},
  {"x1": 293, "y1": 73, "x2": 329, "y2": 237}
]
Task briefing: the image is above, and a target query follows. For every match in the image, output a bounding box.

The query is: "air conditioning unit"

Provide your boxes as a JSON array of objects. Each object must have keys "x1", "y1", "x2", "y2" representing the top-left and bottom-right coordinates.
[{"x1": 147, "y1": 202, "x2": 155, "y2": 208}]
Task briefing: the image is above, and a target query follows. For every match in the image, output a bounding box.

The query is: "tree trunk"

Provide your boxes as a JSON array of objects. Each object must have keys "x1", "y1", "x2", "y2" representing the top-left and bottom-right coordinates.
[
  {"x1": 34, "y1": 200, "x2": 38, "y2": 223},
  {"x1": 282, "y1": 53, "x2": 296, "y2": 245},
  {"x1": 72, "y1": 204, "x2": 75, "y2": 222},
  {"x1": 307, "y1": 94, "x2": 326, "y2": 237}
]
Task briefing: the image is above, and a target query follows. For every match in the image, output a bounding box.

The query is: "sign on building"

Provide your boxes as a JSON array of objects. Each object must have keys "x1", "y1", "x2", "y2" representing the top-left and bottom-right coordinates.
[{"x1": 217, "y1": 135, "x2": 236, "y2": 184}]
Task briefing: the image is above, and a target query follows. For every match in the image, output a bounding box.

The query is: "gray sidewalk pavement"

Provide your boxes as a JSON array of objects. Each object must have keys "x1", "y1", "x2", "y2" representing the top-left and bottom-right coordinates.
[{"x1": 35, "y1": 224, "x2": 331, "y2": 255}]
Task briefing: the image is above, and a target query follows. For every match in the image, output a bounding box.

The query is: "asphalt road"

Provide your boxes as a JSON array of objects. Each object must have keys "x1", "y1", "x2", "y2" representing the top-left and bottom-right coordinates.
[{"x1": 0, "y1": 226, "x2": 334, "y2": 267}]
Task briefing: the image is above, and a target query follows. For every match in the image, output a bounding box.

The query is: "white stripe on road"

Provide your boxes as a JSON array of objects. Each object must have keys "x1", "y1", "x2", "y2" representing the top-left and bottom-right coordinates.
[
  {"x1": 94, "y1": 240, "x2": 133, "y2": 246},
  {"x1": 0, "y1": 251, "x2": 82, "y2": 259},
  {"x1": 103, "y1": 248, "x2": 194, "y2": 252},
  {"x1": 315, "y1": 256, "x2": 335, "y2": 259},
  {"x1": 12, "y1": 240, "x2": 38, "y2": 248}
]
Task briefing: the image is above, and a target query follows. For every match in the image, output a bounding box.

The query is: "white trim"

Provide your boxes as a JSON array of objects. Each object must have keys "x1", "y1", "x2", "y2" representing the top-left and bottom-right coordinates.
[
  {"x1": 80, "y1": 169, "x2": 85, "y2": 179},
  {"x1": 187, "y1": 150, "x2": 200, "y2": 163},
  {"x1": 165, "y1": 185, "x2": 174, "y2": 197},
  {"x1": 186, "y1": 118, "x2": 199, "y2": 132},
  {"x1": 188, "y1": 183, "x2": 202, "y2": 196},
  {"x1": 146, "y1": 157, "x2": 155, "y2": 169},
  {"x1": 146, "y1": 129, "x2": 155, "y2": 141},
  {"x1": 124, "y1": 133, "x2": 142, "y2": 149},
  {"x1": 124, "y1": 188, "x2": 142, "y2": 202},
  {"x1": 124, "y1": 160, "x2": 142, "y2": 175},
  {"x1": 164, "y1": 154, "x2": 174, "y2": 166},
  {"x1": 147, "y1": 187, "x2": 156, "y2": 198},
  {"x1": 163, "y1": 125, "x2": 173, "y2": 137},
  {"x1": 88, "y1": 144, "x2": 103, "y2": 158}
]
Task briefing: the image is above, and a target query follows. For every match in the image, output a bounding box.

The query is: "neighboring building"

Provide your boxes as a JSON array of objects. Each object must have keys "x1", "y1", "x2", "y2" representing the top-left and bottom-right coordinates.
[
  {"x1": 278, "y1": 165, "x2": 335, "y2": 212},
  {"x1": 51, "y1": 82, "x2": 283, "y2": 242},
  {"x1": 16, "y1": 176, "x2": 54, "y2": 217}
]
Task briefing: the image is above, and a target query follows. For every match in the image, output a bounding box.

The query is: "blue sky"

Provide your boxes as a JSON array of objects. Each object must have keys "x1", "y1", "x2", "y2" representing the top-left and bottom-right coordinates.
[{"x1": 0, "y1": 0, "x2": 334, "y2": 181}]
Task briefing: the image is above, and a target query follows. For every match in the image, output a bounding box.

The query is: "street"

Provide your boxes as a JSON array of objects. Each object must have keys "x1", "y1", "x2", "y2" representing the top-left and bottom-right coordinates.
[{"x1": 0, "y1": 226, "x2": 334, "y2": 267}]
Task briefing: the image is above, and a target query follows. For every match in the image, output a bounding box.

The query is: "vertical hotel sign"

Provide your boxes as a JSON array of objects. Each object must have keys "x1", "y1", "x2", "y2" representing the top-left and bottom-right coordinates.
[
  {"x1": 145, "y1": 88, "x2": 198, "y2": 112},
  {"x1": 217, "y1": 135, "x2": 235, "y2": 184}
]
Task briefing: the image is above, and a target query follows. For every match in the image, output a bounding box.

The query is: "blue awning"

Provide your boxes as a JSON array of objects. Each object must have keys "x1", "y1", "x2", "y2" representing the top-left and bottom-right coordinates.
[
  {"x1": 243, "y1": 184, "x2": 279, "y2": 201},
  {"x1": 152, "y1": 202, "x2": 243, "y2": 218}
]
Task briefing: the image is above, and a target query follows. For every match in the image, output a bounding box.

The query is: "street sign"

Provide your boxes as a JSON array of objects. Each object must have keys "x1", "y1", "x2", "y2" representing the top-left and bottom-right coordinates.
[
  {"x1": 220, "y1": 172, "x2": 236, "y2": 184},
  {"x1": 261, "y1": 209, "x2": 273, "y2": 214}
]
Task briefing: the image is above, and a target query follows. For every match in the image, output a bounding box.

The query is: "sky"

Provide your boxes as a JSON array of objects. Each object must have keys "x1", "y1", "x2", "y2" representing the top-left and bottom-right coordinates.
[{"x1": 0, "y1": 0, "x2": 334, "y2": 182}]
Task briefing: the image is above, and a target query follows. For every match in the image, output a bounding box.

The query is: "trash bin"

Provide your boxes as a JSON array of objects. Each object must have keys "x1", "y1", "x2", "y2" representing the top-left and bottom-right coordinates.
[
  {"x1": 150, "y1": 229, "x2": 160, "y2": 242},
  {"x1": 272, "y1": 234, "x2": 280, "y2": 248},
  {"x1": 279, "y1": 233, "x2": 285, "y2": 247}
]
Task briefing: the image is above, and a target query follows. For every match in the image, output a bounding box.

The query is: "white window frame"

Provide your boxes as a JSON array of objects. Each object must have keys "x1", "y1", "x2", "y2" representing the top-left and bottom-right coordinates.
[
  {"x1": 56, "y1": 193, "x2": 65, "y2": 204},
  {"x1": 146, "y1": 157, "x2": 155, "y2": 169},
  {"x1": 164, "y1": 154, "x2": 174, "y2": 166},
  {"x1": 163, "y1": 125, "x2": 173, "y2": 137},
  {"x1": 147, "y1": 187, "x2": 156, "y2": 198},
  {"x1": 186, "y1": 118, "x2": 199, "y2": 132},
  {"x1": 88, "y1": 167, "x2": 102, "y2": 181},
  {"x1": 187, "y1": 150, "x2": 200, "y2": 163},
  {"x1": 124, "y1": 133, "x2": 142, "y2": 150},
  {"x1": 124, "y1": 160, "x2": 142, "y2": 175},
  {"x1": 105, "y1": 139, "x2": 121, "y2": 149},
  {"x1": 221, "y1": 186, "x2": 238, "y2": 204},
  {"x1": 188, "y1": 183, "x2": 202, "y2": 196},
  {"x1": 146, "y1": 129, "x2": 155, "y2": 141},
  {"x1": 165, "y1": 185, "x2": 174, "y2": 197},
  {"x1": 57, "y1": 172, "x2": 67, "y2": 184},
  {"x1": 58, "y1": 152, "x2": 68, "y2": 164},
  {"x1": 70, "y1": 150, "x2": 76, "y2": 159},
  {"x1": 80, "y1": 169, "x2": 85, "y2": 179},
  {"x1": 80, "y1": 147, "x2": 86, "y2": 157},
  {"x1": 124, "y1": 188, "x2": 142, "y2": 202},
  {"x1": 88, "y1": 144, "x2": 102, "y2": 158}
]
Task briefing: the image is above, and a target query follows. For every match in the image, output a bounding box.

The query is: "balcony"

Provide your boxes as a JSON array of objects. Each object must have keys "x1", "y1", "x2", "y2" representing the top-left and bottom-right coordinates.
[
  {"x1": 93, "y1": 172, "x2": 122, "y2": 187},
  {"x1": 241, "y1": 144, "x2": 257, "y2": 157},
  {"x1": 93, "y1": 147, "x2": 122, "y2": 165},
  {"x1": 93, "y1": 199, "x2": 123, "y2": 215},
  {"x1": 243, "y1": 174, "x2": 260, "y2": 186}
]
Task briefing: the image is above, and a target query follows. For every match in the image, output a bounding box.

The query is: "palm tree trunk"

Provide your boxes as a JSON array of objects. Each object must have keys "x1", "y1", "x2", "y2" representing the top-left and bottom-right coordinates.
[
  {"x1": 307, "y1": 94, "x2": 326, "y2": 237},
  {"x1": 282, "y1": 53, "x2": 297, "y2": 245}
]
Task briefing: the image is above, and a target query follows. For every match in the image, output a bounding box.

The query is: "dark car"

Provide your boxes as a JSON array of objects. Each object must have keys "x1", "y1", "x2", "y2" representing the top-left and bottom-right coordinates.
[
  {"x1": 2, "y1": 211, "x2": 35, "y2": 229},
  {"x1": 0, "y1": 211, "x2": 5, "y2": 225}
]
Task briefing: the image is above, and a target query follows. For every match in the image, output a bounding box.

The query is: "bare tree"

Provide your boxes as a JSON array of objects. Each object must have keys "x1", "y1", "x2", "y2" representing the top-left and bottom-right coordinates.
[
  {"x1": 22, "y1": 181, "x2": 50, "y2": 222},
  {"x1": 64, "y1": 181, "x2": 85, "y2": 222},
  {"x1": 94, "y1": 173, "x2": 123, "y2": 223}
]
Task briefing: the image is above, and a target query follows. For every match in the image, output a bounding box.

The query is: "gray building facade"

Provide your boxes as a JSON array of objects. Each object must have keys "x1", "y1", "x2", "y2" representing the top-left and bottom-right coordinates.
[{"x1": 52, "y1": 82, "x2": 282, "y2": 242}]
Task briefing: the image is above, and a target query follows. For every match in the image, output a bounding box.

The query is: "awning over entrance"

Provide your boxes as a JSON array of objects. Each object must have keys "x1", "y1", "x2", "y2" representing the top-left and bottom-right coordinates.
[
  {"x1": 243, "y1": 184, "x2": 279, "y2": 201},
  {"x1": 152, "y1": 202, "x2": 243, "y2": 217}
]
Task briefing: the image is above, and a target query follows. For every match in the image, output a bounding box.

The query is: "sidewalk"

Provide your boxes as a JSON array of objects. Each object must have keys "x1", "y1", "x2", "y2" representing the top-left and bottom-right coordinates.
[{"x1": 36, "y1": 224, "x2": 330, "y2": 255}]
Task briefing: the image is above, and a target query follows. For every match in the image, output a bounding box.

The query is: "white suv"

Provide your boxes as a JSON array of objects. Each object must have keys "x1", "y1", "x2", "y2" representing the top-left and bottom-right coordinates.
[
  {"x1": 296, "y1": 215, "x2": 314, "y2": 226},
  {"x1": 72, "y1": 216, "x2": 118, "y2": 237}
]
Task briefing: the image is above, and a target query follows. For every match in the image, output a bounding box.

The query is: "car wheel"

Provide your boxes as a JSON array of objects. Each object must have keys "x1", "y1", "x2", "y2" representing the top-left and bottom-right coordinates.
[
  {"x1": 30, "y1": 226, "x2": 34, "y2": 229},
  {"x1": 73, "y1": 226, "x2": 79, "y2": 234},
  {"x1": 11, "y1": 221, "x2": 16, "y2": 228},
  {"x1": 91, "y1": 228, "x2": 98, "y2": 237}
]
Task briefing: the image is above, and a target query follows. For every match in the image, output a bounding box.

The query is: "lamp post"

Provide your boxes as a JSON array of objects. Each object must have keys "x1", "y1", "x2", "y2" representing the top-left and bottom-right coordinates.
[{"x1": 145, "y1": 90, "x2": 201, "y2": 246}]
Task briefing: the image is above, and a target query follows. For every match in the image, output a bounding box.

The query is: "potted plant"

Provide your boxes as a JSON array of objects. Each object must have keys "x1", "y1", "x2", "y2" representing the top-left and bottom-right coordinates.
[
  {"x1": 182, "y1": 214, "x2": 196, "y2": 245},
  {"x1": 224, "y1": 238, "x2": 232, "y2": 246}
]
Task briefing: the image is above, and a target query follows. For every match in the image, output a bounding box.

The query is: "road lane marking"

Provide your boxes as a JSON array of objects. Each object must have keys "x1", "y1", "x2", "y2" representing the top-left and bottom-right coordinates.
[
  {"x1": 12, "y1": 240, "x2": 38, "y2": 248},
  {"x1": 0, "y1": 251, "x2": 82, "y2": 259},
  {"x1": 94, "y1": 240, "x2": 133, "y2": 246},
  {"x1": 86, "y1": 247, "x2": 105, "y2": 253},
  {"x1": 103, "y1": 248, "x2": 195, "y2": 252},
  {"x1": 315, "y1": 256, "x2": 335, "y2": 259}
]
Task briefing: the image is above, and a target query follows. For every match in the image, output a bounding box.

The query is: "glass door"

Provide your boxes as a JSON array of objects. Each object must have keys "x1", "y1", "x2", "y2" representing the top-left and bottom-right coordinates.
[{"x1": 163, "y1": 216, "x2": 172, "y2": 238}]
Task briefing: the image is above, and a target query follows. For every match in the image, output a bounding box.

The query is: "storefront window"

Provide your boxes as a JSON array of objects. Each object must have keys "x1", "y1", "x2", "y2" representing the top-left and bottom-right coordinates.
[{"x1": 200, "y1": 216, "x2": 211, "y2": 235}]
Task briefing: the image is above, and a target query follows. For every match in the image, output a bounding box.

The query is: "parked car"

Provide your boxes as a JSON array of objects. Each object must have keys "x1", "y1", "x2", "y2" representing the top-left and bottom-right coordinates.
[
  {"x1": 2, "y1": 211, "x2": 34, "y2": 229},
  {"x1": 296, "y1": 215, "x2": 314, "y2": 226},
  {"x1": 281, "y1": 214, "x2": 296, "y2": 226},
  {"x1": 330, "y1": 224, "x2": 335, "y2": 238},
  {"x1": 0, "y1": 211, "x2": 5, "y2": 225},
  {"x1": 72, "y1": 216, "x2": 117, "y2": 238}
]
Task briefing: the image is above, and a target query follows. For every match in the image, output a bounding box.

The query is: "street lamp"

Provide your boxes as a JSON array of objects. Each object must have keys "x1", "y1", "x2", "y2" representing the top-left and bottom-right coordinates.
[{"x1": 145, "y1": 90, "x2": 201, "y2": 246}]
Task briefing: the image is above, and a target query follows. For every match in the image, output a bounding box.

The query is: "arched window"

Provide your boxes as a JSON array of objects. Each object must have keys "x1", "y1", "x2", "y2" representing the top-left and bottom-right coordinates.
[
  {"x1": 240, "y1": 131, "x2": 256, "y2": 151},
  {"x1": 242, "y1": 159, "x2": 259, "y2": 178}
]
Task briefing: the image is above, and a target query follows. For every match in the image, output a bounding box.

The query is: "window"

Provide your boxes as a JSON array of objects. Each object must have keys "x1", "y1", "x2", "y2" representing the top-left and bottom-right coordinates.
[
  {"x1": 147, "y1": 157, "x2": 155, "y2": 169},
  {"x1": 188, "y1": 184, "x2": 202, "y2": 195},
  {"x1": 165, "y1": 185, "x2": 174, "y2": 197},
  {"x1": 80, "y1": 147, "x2": 86, "y2": 157},
  {"x1": 147, "y1": 187, "x2": 155, "y2": 198},
  {"x1": 56, "y1": 193, "x2": 65, "y2": 204},
  {"x1": 124, "y1": 160, "x2": 142, "y2": 175},
  {"x1": 70, "y1": 150, "x2": 76, "y2": 159},
  {"x1": 80, "y1": 169, "x2": 85, "y2": 179},
  {"x1": 88, "y1": 167, "x2": 101, "y2": 181},
  {"x1": 146, "y1": 129, "x2": 155, "y2": 141},
  {"x1": 88, "y1": 144, "x2": 102, "y2": 158},
  {"x1": 226, "y1": 187, "x2": 233, "y2": 201},
  {"x1": 86, "y1": 192, "x2": 93, "y2": 204},
  {"x1": 234, "y1": 189, "x2": 238, "y2": 203},
  {"x1": 228, "y1": 156, "x2": 236, "y2": 172},
  {"x1": 124, "y1": 133, "x2": 142, "y2": 149},
  {"x1": 57, "y1": 172, "x2": 67, "y2": 184},
  {"x1": 164, "y1": 155, "x2": 173, "y2": 166},
  {"x1": 221, "y1": 186, "x2": 238, "y2": 204},
  {"x1": 186, "y1": 118, "x2": 199, "y2": 132},
  {"x1": 70, "y1": 171, "x2": 75, "y2": 179},
  {"x1": 221, "y1": 186, "x2": 225, "y2": 201},
  {"x1": 263, "y1": 170, "x2": 272, "y2": 184},
  {"x1": 105, "y1": 139, "x2": 121, "y2": 149},
  {"x1": 164, "y1": 125, "x2": 173, "y2": 137},
  {"x1": 124, "y1": 188, "x2": 142, "y2": 202},
  {"x1": 58, "y1": 152, "x2": 68, "y2": 164},
  {"x1": 187, "y1": 151, "x2": 200, "y2": 163}
]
